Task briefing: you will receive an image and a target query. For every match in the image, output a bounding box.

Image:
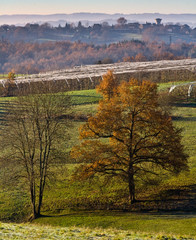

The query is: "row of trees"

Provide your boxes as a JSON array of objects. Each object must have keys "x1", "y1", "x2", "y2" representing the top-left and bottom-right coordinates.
[
  {"x1": 0, "y1": 40, "x2": 195, "y2": 74},
  {"x1": 0, "y1": 73, "x2": 188, "y2": 219}
]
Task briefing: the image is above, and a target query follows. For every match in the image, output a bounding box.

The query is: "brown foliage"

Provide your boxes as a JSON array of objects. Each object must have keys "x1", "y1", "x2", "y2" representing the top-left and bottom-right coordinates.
[
  {"x1": 96, "y1": 70, "x2": 119, "y2": 100},
  {"x1": 0, "y1": 40, "x2": 195, "y2": 74},
  {"x1": 71, "y1": 72, "x2": 188, "y2": 203}
]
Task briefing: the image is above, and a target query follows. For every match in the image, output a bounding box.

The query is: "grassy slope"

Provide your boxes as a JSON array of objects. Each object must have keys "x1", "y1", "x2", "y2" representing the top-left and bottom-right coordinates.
[
  {"x1": 33, "y1": 211, "x2": 196, "y2": 237},
  {"x1": 158, "y1": 81, "x2": 193, "y2": 91},
  {"x1": 173, "y1": 106, "x2": 196, "y2": 170},
  {"x1": 0, "y1": 85, "x2": 196, "y2": 238},
  {"x1": 35, "y1": 87, "x2": 196, "y2": 237}
]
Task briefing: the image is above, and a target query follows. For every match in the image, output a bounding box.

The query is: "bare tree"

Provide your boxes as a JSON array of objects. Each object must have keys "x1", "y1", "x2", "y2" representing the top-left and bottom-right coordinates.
[{"x1": 0, "y1": 83, "x2": 71, "y2": 219}]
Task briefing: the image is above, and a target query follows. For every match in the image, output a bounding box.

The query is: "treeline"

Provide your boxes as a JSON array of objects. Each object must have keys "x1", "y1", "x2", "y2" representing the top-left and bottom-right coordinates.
[
  {"x1": 0, "y1": 21, "x2": 196, "y2": 44},
  {"x1": 0, "y1": 40, "x2": 196, "y2": 74}
]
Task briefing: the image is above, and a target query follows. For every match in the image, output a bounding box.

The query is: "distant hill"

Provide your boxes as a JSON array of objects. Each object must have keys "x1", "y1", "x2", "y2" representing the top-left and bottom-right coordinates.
[{"x1": 0, "y1": 13, "x2": 196, "y2": 27}]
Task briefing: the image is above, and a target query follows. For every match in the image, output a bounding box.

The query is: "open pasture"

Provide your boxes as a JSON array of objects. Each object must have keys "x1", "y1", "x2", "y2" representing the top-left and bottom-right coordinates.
[
  {"x1": 0, "y1": 81, "x2": 195, "y2": 239},
  {"x1": 0, "y1": 219, "x2": 195, "y2": 239}
]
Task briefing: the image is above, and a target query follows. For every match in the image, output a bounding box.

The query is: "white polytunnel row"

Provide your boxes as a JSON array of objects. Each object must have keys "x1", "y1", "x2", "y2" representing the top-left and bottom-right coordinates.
[{"x1": 0, "y1": 58, "x2": 196, "y2": 85}]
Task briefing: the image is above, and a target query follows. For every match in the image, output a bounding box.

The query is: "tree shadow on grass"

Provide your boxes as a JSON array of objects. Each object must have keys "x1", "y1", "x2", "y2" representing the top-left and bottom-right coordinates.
[
  {"x1": 171, "y1": 102, "x2": 196, "y2": 108},
  {"x1": 172, "y1": 116, "x2": 196, "y2": 121},
  {"x1": 41, "y1": 184, "x2": 196, "y2": 218}
]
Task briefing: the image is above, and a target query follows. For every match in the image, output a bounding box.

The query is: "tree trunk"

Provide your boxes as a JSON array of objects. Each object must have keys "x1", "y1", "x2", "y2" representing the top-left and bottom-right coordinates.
[
  {"x1": 30, "y1": 182, "x2": 38, "y2": 219},
  {"x1": 128, "y1": 169, "x2": 136, "y2": 203},
  {"x1": 37, "y1": 174, "x2": 47, "y2": 217},
  {"x1": 37, "y1": 187, "x2": 43, "y2": 217}
]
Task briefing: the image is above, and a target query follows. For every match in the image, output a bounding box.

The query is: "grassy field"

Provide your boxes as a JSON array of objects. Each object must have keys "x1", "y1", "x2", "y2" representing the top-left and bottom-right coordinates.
[
  {"x1": 33, "y1": 211, "x2": 196, "y2": 237},
  {"x1": 0, "y1": 74, "x2": 7, "y2": 78},
  {"x1": 68, "y1": 89, "x2": 101, "y2": 105},
  {"x1": 33, "y1": 88, "x2": 196, "y2": 237},
  {"x1": 1, "y1": 221, "x2": 195, "y2": 240},
  {"x1": 0, "y1": 83, "x2": 195, "y2": 238},
  {"x1": 158, "y1": 81, "x2": 193, "y2": 91}
]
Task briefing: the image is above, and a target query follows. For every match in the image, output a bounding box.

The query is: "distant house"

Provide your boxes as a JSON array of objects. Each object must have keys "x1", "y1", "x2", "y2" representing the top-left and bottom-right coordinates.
[{"x1": 139, "y1": 22, "x2": 152, "y2": 30}]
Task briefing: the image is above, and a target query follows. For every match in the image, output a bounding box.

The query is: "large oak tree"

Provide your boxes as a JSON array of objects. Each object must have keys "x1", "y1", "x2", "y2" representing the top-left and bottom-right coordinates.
[{"x1": 71, "y1": 71, "x2": 188, "y2": 203}]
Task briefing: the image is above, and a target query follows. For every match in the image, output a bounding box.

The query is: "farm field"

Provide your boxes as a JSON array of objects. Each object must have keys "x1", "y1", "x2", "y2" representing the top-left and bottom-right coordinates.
[{"x1": 0, "y1": 82, "x2": 195, "y2": 239}]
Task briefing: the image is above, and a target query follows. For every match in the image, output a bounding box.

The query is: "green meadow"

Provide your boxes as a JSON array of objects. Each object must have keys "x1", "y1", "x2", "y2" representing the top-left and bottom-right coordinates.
[
  {"x1": 0, "y1": 220, "x2": 195, "y2": 239},
  {"x1": 0, "y1": 84, "x2": 195, "y2": 239}
]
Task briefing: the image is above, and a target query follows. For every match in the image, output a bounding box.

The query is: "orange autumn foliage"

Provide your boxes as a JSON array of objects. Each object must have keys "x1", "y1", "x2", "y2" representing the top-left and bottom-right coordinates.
[
  {"x1": 96, "y1": 70, "x2": 119, "y2": 100},
  {"x1": 71, "y1": 71, "x2": 188, "y2": 203}
]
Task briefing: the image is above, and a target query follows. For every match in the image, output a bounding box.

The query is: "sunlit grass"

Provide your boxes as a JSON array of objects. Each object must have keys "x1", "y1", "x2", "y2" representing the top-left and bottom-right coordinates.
[
  {"x1": 34, "y1": 211, "x2": 196, "y2": 237},
  {"x1": 0, "y1": 221, "x2": 195, "y2": 239},
  {"x1": 172, "y1": 106, "x2": 196, "y2": 170},
  {"x1": 158, "y1": 81, "x2": 192, "y2": 91}
]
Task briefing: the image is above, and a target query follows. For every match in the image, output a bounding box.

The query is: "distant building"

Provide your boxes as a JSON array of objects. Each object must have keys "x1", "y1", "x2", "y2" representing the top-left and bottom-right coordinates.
[
  {"x1": 140, "y1": 22, "x2": 152, "y2": 30},
  {"x1": 155, "y1": 18, "x2": 162, "y2": 25}
]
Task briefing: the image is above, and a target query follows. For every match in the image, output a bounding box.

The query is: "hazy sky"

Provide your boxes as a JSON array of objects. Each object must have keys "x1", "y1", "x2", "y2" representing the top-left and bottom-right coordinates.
[{"x1": 0, "y1": 0, "x2": 196, "y2": 15}]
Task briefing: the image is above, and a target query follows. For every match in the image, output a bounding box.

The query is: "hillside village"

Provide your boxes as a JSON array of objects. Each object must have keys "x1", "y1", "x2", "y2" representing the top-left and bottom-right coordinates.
[{"x1": 1, "y1": 18, "x2": 196, "y2": 44}]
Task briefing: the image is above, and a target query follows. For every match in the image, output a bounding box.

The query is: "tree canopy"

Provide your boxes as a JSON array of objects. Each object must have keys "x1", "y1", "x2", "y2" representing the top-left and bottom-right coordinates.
[{"x1": 71, "y1": 71, "x2": 188, "y2": 203}]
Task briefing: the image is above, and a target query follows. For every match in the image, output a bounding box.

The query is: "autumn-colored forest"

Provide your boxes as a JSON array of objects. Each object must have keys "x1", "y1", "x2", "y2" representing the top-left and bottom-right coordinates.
[{"x1": 0, "y1": 40, "x2": 196, "y2": 74}]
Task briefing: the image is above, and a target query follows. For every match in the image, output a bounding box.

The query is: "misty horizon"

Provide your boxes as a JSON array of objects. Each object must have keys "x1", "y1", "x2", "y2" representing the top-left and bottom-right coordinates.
[{"x1": 0, "y1": 12, "x2": 196, "y2": 27}]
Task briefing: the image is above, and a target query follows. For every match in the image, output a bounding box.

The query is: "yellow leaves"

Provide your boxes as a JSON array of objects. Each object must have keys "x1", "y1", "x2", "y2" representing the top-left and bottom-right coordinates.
[
  {"x1": 72, "y1": 164, "x2": 95, "y2": 180},
  {"x1": 71, "y1": 139, "x2": 119, "y2": 179},
  {"x1": 115, "y1": 79, "x2": 159, "y2": 113},
  {"x1": 71, "y1": 72, "x2": 188, "y2": 185},
  {"x1": 79, "y1": 123, "x2": 96, "y2": 139},
  {"x1": 7, "y1": 71, "x2": 16, "y2": 81},
  {"x1": 97, "y1": 70, "x2": 118, "y2": 100}
]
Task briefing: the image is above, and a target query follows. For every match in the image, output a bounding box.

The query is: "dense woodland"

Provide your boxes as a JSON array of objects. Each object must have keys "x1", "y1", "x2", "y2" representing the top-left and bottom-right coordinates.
[{"x1": 0, "y1": 40, "x2": 196, "y2": 74}]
